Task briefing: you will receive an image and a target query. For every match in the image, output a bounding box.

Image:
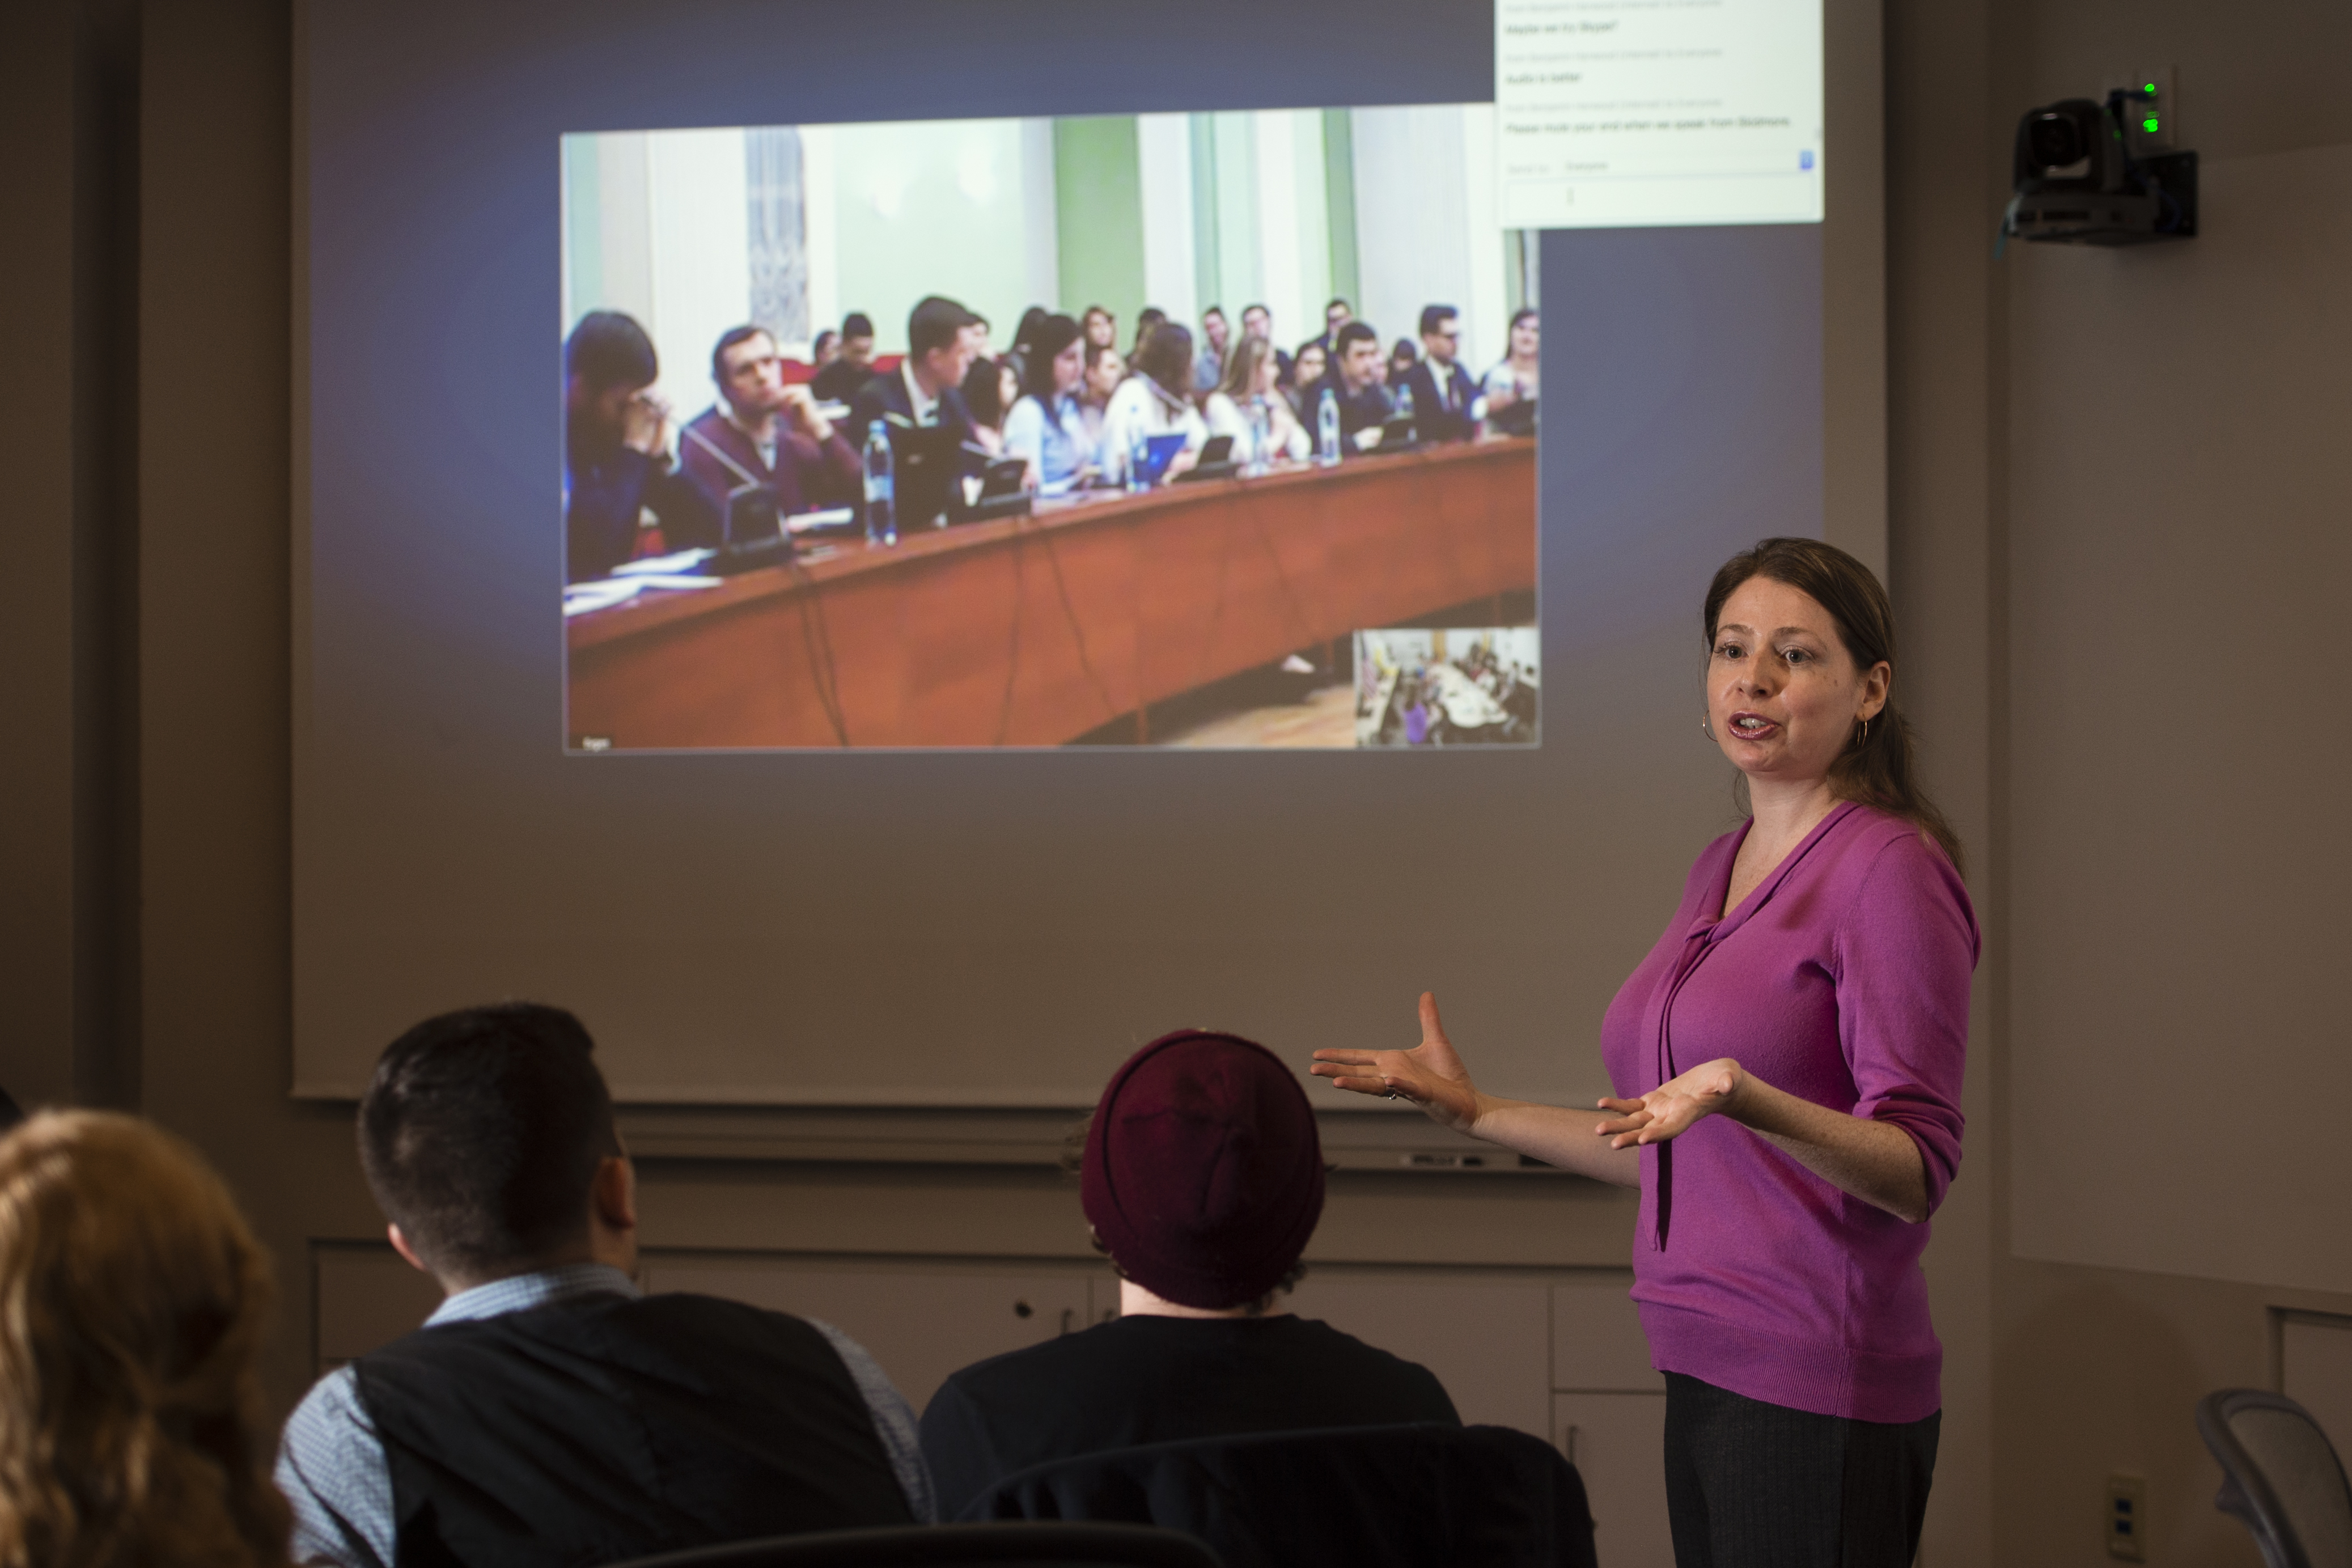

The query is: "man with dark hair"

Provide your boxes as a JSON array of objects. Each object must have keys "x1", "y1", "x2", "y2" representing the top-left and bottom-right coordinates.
[
  {"x1": 809, "y1": 311, "x2": 878, "y2": 403},
  {"x1": 564, "y1": 311, "x2": 719, "y2": 582},
  {"x1": 679, "y1": 325, "x2": 862, "y2": 527},
  {"x1": 1399, "y1": 304, "x2": 1482, "y2": 444},
  {"x1": 1320, "y1": 320, "x2": 1393, "y2": 451},
  {"x1": 845, "y1": 295, "x2": 985, "y2": 452},
  {"x1": 276, "y1": 1005, "x2": 931, "y2": 1568},
  {"x1": 1192, "y1": 305, "x2": 1230, "y2": 393},
  {"x1": 1302, "y1": 296, "x2": 1353, "y2": 361},
  {"x1": 917, "y1": 1030, "x2": 1457, "y2": 1520}
]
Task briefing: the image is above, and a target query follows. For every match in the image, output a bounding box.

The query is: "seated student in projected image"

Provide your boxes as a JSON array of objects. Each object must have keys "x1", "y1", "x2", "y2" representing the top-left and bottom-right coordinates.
[
  {"x1": 1239, "y1": 302, "x2": 1292, "y2": 380},
  {"x1": 1481, "y1": 307, "x2": 1540, "y2": 437},
  {"x1": 808, "y1": 311, "x2": 878, "y2": 404},
  {"x1": 562, "y1": 311, "x2": 719, "y2": 583},
  {"x1": 1012, "y1": 306, "x2": 1050, "y2": 364},
  {"x1": 1302, "y1": 296, "x2": 1352, "y2": 361},
  {"x1": 1081, "y1": 304, "x2": 1118, "y2": 357},
  {"x1": 1282, "y1": 340, "x2": 1327, "y2": 423},
  {"x1": 1100, "y1": 321, "x2": 1209, "y2": 487},
  {"x1": 1192, "y1": 305, "x2": 1231, "y2": 393},
  {"x1": 679, "y1": 325, "x2": 862, "y2": 526},
  {"x1": 1125, "y1": 307, "x2": 1167, "y2": 372},
  {"x1": 960, "y1": 354, "x2": 1020, "y2": 458},
  {"x1": 1204, "y1": 333, "x2": 1310, "y2": 467},
  {"x1": 1399, "y1": 305, "x2": 1482, "y2": 444},
  {"x1": 1077, "y1": 340, "x2": 1124, "y2": 460},
  {"x1": 1319, "y1": 321, "x2": 1395, "y2": 452},
  {"x1": 918, "y1": 1031, "x2": 1459, "y2": 1521},
  {"x1": 846, "y1": 295, "x2": 986, "y2": 453},
  {"x1": 275, "y1": 1005, "x2": 933, "y2": 1568},
  {"x1": 1002, "y1": 313, "x2": 1097, "y2": 493},
  {"x1": 1385, "y1": 338, "x2": 1416, "y2": 391}
]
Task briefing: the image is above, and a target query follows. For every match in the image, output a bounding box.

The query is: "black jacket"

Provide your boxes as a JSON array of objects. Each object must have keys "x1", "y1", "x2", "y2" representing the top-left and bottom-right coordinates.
[
  {"x1": 919, "y1": 1314, "x2": 1457, "y2": 1522},
  {"x1": 844, "y1": 365, "x2": 980, "y2": 453},
  {"x1": 1400, "y1": 358, "x2": 1483, "y2": 443}
]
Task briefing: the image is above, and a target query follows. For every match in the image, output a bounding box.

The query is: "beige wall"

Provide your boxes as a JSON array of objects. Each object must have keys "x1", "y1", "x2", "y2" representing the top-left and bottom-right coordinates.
[
  {"x1": 1889, "y1": 0, "x2": 2352, "y2": 1562},
  {"x1": 5, "y1": 3, "x2": 2350, "y2": 1567}
]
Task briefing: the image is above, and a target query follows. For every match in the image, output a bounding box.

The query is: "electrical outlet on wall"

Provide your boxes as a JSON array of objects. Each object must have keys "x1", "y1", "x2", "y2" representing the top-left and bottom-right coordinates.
[
  {"x1": 2107, "y1": 1474, "x2": 2148, "y2": 1561},
  {"x1": 2108, "y1": 65, "x2": 2176, "y2": 154}
]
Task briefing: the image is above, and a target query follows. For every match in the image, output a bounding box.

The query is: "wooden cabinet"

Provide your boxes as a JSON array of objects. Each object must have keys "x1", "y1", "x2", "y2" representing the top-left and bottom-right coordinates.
[
  {"x1": 1548, "y1": 1278, "x2": 1670, "y2": 1567},
  {"x1": 1554, "y1": 1392, "x2": 1673, "y2": 1568},
  {"x1": 1552, "y1": 1277, "x2": 1664, "y2": 1393}
]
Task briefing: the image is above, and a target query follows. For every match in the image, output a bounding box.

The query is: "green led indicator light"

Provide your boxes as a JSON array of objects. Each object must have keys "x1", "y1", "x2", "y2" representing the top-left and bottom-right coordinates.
[
  {"x1": 2142, "y1": 116, "x2": 2160, "y2": 133},
  {"x1": 2143, "y1": 81, "x2": 2157, "y2": 93}
]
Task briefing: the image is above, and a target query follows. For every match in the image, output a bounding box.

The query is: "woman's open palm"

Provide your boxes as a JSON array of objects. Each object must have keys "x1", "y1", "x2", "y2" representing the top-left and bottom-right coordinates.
[
  {"x1": 1310, "y1": 992, "x2": 1481, "y2": 1133},
  {"x1": 1595, "y1": 1058, "x2": 1744, "y2": 1147}
]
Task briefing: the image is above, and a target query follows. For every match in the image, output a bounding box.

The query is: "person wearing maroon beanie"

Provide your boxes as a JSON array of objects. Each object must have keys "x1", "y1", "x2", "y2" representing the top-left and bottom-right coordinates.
[{"x1": 917, "y1": 1029, "x2": 1459, "y2": 1521}]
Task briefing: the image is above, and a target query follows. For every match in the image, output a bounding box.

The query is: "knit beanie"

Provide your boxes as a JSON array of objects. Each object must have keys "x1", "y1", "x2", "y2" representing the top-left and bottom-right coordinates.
[{"x1": 1080, "y1": 1029, "x2": 1325, "y2": 1310}]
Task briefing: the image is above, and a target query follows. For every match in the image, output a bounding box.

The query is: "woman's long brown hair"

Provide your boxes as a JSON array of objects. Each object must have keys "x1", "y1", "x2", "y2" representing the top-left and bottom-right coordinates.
[
  {"x1": 1705, "y1": 537, "x2": 1965, "y2": 875},
  {"x1": 0, "y1": 1112, "x2": 291, "y2": 1568}
]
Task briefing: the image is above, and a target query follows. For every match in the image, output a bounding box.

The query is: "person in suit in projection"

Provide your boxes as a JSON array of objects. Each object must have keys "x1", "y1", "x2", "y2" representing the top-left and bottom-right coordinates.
[
  {"x1": 1397, "y1": 305, "x2": 1483, "y2": 444},
  {"x1": 845, "y1": 295, "x2": 987, "y2": 452}
]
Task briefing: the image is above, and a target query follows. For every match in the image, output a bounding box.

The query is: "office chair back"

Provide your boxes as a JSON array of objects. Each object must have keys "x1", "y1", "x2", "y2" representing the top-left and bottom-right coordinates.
[
  {"x1": 2196, "y1": 1389, "x2": 2352, "y2": 1568},
  {"x1": 605, "y1": 1521, "x2": 1221, "y2": 1568},
  {"x1": 965, "y1": 1421, "x2": 1596, "y2": 1568}
]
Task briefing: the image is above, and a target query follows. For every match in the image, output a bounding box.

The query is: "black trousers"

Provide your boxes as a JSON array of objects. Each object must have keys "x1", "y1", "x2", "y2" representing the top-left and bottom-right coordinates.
[{"x1": 1662, "y1": 1372, "x2": 1939, "y2": 1568}]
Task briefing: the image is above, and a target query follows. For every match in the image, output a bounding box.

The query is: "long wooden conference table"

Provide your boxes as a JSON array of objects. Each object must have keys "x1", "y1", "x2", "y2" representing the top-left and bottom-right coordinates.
[{"x1": 566, "y1": 437, "x2": 1535, "y2": 749}]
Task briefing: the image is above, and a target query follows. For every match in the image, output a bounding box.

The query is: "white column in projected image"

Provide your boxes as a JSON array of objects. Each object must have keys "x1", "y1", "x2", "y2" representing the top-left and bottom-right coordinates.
[{"x1": 1495, "y1": 0, "x2": 1824, "y2": 228}]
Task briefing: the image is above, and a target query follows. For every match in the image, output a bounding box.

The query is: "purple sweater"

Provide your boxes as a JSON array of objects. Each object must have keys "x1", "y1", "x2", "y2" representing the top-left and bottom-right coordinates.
[{"x1": 1601, "y1": 802, "x2": 1976, "y2": 1423}]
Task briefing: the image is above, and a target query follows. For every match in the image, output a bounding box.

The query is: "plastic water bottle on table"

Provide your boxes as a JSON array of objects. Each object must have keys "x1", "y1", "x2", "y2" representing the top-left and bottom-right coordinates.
[{"x1": 862, "y1": 427, "x2": 896, "y2": 546}]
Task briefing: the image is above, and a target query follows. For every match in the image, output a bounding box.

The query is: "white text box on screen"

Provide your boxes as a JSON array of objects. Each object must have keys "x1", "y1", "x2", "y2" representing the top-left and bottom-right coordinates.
[{"x1": 1497, "y1": 0, "x2": 1824, "y2": 228}]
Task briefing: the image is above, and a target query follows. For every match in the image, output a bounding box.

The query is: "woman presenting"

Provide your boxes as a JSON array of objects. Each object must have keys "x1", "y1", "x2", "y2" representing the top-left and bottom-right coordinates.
[{"x1": 1315, "y1": 537, "x2": 1975, "y2": 1567}]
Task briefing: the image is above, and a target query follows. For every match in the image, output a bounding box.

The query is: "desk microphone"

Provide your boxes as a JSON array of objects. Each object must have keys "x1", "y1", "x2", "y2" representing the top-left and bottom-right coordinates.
[{"x1": 681, "y1": 421, "x2": 793, "y2": 574}]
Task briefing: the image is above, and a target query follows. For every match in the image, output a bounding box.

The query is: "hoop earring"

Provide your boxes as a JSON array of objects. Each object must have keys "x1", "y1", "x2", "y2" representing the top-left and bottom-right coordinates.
[
  {"x1": 1701, "y1": 714, "x2": 1717, "y2": 742},
  {"x1": 1857, "y1": 717, "x2": 1871, "y2": 747}
]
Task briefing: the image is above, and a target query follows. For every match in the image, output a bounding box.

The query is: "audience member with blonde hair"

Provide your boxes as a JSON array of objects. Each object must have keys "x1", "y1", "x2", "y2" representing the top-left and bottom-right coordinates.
[
  {"x1": 1203, "y1": 334, "x2": 1310, "y2": 468},
  {"x1": 0, "y1": 1111, "x2": 291, "y2": 1568}
]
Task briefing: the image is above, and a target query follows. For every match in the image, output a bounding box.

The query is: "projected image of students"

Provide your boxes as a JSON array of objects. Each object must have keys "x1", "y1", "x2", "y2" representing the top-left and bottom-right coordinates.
[{"x1": 560, "y1": 106, "x2": 1540, "y2": 750}]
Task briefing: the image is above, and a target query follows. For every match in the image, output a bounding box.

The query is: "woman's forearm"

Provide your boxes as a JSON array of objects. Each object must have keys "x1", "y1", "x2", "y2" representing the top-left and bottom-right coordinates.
[
  {"x1": 1725, "y1": 1075, "x2": 1929, "y2": 1222},
  {"x1": 1468, "y1": 1097, "x2": 1641, "y2": 1186}
]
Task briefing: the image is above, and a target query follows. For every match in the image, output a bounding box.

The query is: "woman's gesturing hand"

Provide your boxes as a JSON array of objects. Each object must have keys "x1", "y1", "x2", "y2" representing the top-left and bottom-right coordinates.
[
  {"x1": 1310, "y1": 992, "x2": 1482, "y2": 1134},
  {"x1": 1595, "y1": 1058, "x2": 1747, "y2": 1148}
]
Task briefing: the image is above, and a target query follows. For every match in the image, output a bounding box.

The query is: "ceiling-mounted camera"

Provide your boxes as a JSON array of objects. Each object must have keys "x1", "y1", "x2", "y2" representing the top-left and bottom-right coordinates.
[{"x1": 2002, "y1": 88, "x2": 2197, "y2": 247}]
